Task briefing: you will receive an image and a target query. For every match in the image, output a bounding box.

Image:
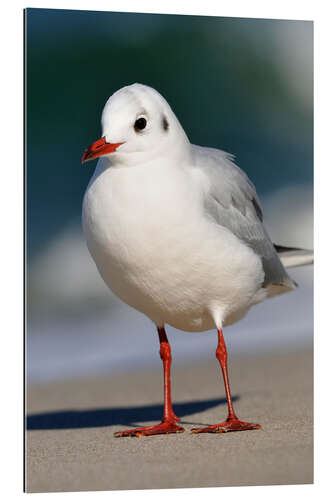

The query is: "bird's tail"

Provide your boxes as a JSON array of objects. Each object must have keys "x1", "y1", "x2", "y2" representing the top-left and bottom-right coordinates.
[{"x1": 274, "y1": 244, "x2": 314, "y2": 269}]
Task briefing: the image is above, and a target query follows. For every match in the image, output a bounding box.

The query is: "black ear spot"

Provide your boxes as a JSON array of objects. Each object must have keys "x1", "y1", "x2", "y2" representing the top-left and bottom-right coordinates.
[{"x1": 162, "y1": 115, "x2": 169, "y2": 131}]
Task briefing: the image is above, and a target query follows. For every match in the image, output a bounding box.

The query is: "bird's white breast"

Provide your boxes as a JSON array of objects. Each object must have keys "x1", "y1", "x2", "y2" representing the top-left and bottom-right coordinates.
[{"x1": 82, "y1": 159, "x2": 265, "y2": 331}]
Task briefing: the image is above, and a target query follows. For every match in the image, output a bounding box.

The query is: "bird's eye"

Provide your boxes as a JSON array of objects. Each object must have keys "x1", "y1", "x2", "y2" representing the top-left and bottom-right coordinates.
[{"x1": 134, "y1": 117, "x2": 147, "y2": 132}]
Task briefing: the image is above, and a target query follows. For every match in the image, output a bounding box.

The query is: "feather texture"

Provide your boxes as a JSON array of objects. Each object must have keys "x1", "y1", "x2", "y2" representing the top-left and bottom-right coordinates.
[{"x1": 192, "y1": 145, "x2": 295, "y2": 290}]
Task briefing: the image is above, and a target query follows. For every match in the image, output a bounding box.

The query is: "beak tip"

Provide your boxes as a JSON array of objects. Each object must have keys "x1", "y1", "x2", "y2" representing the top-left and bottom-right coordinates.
[
  {"x1": 81, "y1": 149, "x2": 92, "y2": 165},
  {"x1": 81, "y1": 137, "x2": 124, "y2": 165}
]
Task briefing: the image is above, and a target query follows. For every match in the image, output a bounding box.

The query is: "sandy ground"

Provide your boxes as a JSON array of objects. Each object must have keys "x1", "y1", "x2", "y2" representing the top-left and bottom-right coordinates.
[{"x1": 25, "y1": 348, "x2": 313, "y2": 493}]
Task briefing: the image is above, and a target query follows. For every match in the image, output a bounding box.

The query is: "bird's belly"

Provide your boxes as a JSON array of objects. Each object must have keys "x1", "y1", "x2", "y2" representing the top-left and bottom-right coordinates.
[
  {"x1": 82, "y1": 166, "x2": 265, "y2": 331},
  {"x1": 83, "y1": 198, "x2": 207, "y2": 327}
]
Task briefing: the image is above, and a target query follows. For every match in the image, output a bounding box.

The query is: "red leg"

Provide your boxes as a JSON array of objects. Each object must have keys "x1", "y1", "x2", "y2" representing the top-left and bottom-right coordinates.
[
  {"x1": 114, "y1": 327, "x2": 184, "y2": 437},
  {"x1": 192, "y1": 328, "x2": 261, "y2": 434}
]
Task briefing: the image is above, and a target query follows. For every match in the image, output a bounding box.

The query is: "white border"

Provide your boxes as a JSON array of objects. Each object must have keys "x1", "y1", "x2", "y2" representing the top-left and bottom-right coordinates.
[{"x1": 2, "y1": 1, "x2": 332, "y2": 499}]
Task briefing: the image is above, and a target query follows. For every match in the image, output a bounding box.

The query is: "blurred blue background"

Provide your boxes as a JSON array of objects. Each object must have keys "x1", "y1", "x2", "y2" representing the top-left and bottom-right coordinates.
[{"x1": 26, "y1": 8, "x2": 313, "y2": 383}]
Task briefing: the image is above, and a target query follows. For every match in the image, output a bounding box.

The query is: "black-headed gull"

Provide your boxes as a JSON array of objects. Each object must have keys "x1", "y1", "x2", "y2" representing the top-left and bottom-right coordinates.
[{"x1": 82, "y1": 84, "x2": 313, "y2": 437}]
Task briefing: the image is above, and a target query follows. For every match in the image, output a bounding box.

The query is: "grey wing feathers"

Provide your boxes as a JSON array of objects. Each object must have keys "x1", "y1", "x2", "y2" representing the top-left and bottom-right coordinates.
[{"x1": 192, "y1": 145, "x2": 295, "y2": 290}]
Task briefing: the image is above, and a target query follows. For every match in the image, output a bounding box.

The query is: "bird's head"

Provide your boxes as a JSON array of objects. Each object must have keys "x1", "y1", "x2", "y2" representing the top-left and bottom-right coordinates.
[{"x1": 82, "y1": 83, "x2": 191, "y2": 167}]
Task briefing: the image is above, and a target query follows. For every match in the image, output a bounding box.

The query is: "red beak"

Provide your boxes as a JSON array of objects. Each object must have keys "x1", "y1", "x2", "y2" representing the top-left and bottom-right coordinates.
[{"x1": 81, "y1": 137, "x2": 124, "y2": 164}]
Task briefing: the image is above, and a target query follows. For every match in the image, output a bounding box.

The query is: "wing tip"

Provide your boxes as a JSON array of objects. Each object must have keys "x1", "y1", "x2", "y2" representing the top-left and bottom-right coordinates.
[{"x1": 274, "y1": 245, "x2": 314, "y2": 269}]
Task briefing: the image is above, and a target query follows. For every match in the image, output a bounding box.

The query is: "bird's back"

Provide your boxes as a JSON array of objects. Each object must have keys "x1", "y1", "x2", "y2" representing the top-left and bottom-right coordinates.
[{"x1": 191, "y1": 144, "x2": 296, "y2": 297}]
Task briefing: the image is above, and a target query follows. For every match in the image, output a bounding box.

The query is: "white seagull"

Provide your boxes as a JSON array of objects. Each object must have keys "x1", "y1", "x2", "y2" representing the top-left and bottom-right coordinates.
[{"x1": 82, "y1": 84, "x2": 313, "y2": 437}]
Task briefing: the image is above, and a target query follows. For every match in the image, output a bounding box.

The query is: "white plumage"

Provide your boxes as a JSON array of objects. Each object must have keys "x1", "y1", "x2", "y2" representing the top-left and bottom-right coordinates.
[
  {"x1": 81, "y1": 83, "x2": 313, "y2": 437},
  {"x1": 82, "y1": 83, "x2": 298, "y2": 333}
]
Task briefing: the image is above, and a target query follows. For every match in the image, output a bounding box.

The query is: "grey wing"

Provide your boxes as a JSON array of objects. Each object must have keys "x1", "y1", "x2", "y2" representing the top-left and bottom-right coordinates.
[{"x1": 192, "y1": 145, "x2": 295, "y2": 290}]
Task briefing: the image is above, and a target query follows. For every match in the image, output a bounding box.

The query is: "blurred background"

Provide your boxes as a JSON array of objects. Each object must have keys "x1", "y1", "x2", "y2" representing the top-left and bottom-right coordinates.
[{"x1": 26, "y1": 8, "x2": 313, "y2": 384}]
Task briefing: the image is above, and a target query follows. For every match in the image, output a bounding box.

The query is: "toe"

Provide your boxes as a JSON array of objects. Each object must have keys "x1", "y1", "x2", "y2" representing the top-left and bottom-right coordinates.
[{"x1": 114, "y1": 422, "x2": 185, "y2": 437}]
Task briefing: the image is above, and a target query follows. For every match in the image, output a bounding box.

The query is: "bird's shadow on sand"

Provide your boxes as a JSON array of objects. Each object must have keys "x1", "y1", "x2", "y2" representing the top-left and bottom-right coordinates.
[{"x1": 26, "y1": 396, "x2": 239, "y2": 431}]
